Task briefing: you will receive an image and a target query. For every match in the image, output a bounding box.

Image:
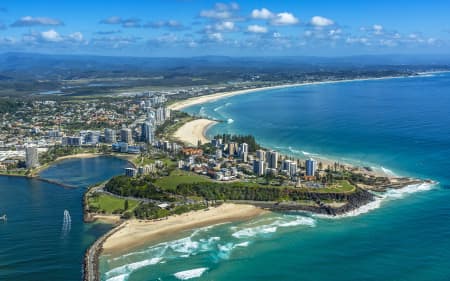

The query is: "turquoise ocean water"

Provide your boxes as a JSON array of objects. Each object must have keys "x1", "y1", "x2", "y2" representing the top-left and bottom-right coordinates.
[
  {"x1": 100, "y1": 73, "x2": 450, "y2": 281},
  {"x1": 0, "y1": 156, "x2": 131, "y2": 280}
]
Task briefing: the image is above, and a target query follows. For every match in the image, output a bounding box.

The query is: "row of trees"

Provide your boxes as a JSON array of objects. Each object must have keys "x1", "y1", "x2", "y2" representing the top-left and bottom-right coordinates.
[{"x1": 133, "y1": 202, "x2": 206, "y2": 219}]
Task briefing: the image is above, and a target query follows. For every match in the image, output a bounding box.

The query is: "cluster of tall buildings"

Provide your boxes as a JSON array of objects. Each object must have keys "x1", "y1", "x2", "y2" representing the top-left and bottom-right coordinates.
[
  {"x1": 140, "y1": 93, "x2": 167, "y2": 108},
  {"x1": 253, "y1": 150, "x2": 279, "y2": 176},
  {"x1": 154, "y1": 107, "x2": 171, "y2": 125},
  {"x1": 62, "y1": 129, "x2": 118, "y2": 146},
  {"x1": 252, "y1": 149, "x2": 317, "y2": 179},
  {"x1": 211, "y1": 138, "x2": 249, "y2": 163}
]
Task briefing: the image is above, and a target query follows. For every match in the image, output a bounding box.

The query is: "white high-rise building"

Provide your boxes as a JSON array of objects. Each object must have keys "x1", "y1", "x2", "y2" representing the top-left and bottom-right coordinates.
[
  {"x1": 256, "y1": 149, "x2": 266, "y2": 161},
  {"x1": 25, "y1": 146, "x2": 39, "y2": 169},
  {"x1": 228, "y1": 142, "x2": 238, "y2": 156},
  {"x1": 283, "y1": 160, "x2": 298, "y2": 177},
  {"x1": 155, "y1": 107, "x2": 170, "y2": 125},
  {"x1": 165, "y1": 107, "x2": 171, "y2": 121},
  {"x1": 239, "y1": 143, "x2": 248, "y2": 156}
]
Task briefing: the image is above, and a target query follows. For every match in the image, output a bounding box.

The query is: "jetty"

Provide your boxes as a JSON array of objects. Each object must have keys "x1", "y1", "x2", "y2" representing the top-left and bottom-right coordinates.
[{"x1": 83, "y1": 222, "x2": 125, "y2": 281}]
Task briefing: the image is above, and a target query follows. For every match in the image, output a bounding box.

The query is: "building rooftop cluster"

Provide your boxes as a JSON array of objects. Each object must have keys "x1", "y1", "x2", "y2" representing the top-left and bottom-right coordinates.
[
  {"x1": 0, "y1": 93, "x2": 172, "y2": 172},
  {"x1": 174, "y1": 136, "x2": 326, "y2": 187}
]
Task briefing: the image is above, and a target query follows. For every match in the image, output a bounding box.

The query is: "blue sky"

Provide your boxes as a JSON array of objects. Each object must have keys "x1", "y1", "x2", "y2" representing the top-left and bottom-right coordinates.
[{"x1": 0, "y1": 0, "x2": 449, "y2": 57}]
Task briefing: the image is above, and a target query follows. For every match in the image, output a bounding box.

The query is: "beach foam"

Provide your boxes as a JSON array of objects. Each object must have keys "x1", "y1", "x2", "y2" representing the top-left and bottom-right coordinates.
[
  {"x1": 381, "y1": 166, "x2": 397, "y2": 177},
  {"x1": 232, "y1": 214, "x2": 316, "y2": 238},
  {"x1": 105, "y1": 258, "x2": 162, "y2": 279},
  {"x1": 315, "y1": 182, "x2": 436, "y2": 219},
  {"x1": 174, "y1": 267, "x2": 209, "y2": 280},
  {"x1": 106, "y1": 273, "x2": 128, "y2": 281}
]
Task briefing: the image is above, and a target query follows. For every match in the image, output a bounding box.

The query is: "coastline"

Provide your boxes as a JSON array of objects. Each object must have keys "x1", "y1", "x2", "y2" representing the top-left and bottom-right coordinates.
[
  {"x1": 102, "y1": 203, "x2": 267, "y2": 255},
  {"x1": 168, "y1": 75, "x2": 418, "y2": 111},
  {"x1": 173, "y1": 118, "x2": 218, "y2": 146}
]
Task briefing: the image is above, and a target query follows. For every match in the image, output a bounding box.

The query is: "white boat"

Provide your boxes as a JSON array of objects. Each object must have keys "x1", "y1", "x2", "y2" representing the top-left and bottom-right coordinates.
[{"x1": 0, "y1": 214, "x2": 6, "y2": 221}]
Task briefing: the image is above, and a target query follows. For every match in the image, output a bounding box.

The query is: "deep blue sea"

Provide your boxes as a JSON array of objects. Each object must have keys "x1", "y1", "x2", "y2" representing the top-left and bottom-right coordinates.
[
  {"x1": 0, "y1": 156, "x2": 131, "y2": 281},
  {"x1": 99, "y1": 73, "x2": 450, "y2": 281}
]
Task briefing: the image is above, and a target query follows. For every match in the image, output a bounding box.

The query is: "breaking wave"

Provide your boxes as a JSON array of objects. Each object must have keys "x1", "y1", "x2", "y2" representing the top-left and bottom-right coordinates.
[
  {"x1": 232, "y1": 214, "x2": 316, "y2": 239},
  {"x1": 315, "y1": 182, "x2": 436, "y2": 219},
  {"x1": 381, "y1": 166, "x2": 397, "y2": 177},
  {"x1": 174, "y1": 267, "x2": 209, "y2": 280},
  {"x1": 105, "y1": 258, "x2": 162, "y2": 280}
]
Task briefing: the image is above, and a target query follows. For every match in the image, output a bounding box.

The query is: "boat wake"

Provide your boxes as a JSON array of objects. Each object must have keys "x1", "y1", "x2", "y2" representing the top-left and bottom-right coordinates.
[{"x1": 61, "y1": 209, "x2": 71, "y2": 237}]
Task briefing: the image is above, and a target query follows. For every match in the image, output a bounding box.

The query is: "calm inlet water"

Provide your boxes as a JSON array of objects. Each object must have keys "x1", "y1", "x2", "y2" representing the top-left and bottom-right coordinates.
[
  {"x1": 0, "y1": 156, "x2": 131, "y2": 281},
  {"x1": 100, "y1": 73, "x2": 450, "y2": 281}
]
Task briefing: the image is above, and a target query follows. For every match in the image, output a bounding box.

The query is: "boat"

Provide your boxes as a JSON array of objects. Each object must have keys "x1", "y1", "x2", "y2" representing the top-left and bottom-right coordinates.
[{"x1": 0, "y1": 214, "x2": 6, "y2": 221}]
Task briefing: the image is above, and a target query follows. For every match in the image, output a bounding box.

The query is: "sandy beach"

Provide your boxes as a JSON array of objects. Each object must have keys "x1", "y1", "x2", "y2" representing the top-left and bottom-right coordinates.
[
  {"x1": 173, "y1": 118, "x2": 217, "y2": 146},
  {"x1": 168, "y1": 75, "x2": 415, "y2": 111},
  {"x1": 102, "y1": 203, "x2": 266, "y2": 255}
]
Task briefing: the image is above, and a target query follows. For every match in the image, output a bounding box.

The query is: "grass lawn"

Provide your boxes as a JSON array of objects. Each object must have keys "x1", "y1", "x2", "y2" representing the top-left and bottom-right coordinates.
[
  {"x1": 88, "y1": 194, "x2": 139, "y2": 214},
  {"x1": 298, "y1": 180, "x2": 356, "y2": 193},
  {"x1": 154, "y1": 169, "x2": 211, "y2": 190}
]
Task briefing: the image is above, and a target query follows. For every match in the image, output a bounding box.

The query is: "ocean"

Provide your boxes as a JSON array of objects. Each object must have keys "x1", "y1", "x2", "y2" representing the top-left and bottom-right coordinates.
[
  {"x1": 100, "y1": 72, "x2": 450, "y2": 281},
  {"x1": 0, "y1": 156, "x2": 131, "y2": 281}
]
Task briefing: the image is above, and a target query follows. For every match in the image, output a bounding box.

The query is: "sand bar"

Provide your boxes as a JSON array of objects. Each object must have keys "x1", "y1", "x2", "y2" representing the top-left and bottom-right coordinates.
[
  {"x1": 102, "y1": 203, "x2": 266, "y2": 255},
  {"x1": 174, "y1": 118, "x2": 217, "y2": 146}
]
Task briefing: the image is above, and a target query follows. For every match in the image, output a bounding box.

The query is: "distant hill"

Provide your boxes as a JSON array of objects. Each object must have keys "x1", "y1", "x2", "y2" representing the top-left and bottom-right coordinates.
[{"x1": 1, "y1": 52, "x2": 450, "y2": 74}]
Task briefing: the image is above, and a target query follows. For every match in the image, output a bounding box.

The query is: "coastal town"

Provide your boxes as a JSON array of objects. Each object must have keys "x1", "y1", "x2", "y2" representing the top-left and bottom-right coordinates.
[
  {"x1": 0, "y1": 82, "x2": 431, "y2": 281},
  {"x1": 0, "y1": 86, "x2": 427, "y2": 214}
]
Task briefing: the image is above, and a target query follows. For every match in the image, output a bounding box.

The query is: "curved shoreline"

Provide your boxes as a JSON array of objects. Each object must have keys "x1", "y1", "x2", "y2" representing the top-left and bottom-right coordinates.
[
  {"x1": 90, "y1": 73, "x2": 444, "y2": 279},
  {"x1": 102, "y1": 203, "x2": 267, "y2": 256},
  {"x1": 173, "y1": 118, "x2": 218, "y2": 146},
  {"x1": 169, "y1": 75, "x2": 420, "y2": 111}
]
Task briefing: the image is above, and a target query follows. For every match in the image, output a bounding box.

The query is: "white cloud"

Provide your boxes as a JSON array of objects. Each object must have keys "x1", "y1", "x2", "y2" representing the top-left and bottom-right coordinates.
[
  {"x1": 270, "y1": 12, "x2": 299, "y2": 26},
  {"x1": 230, "y1": 2, "x2": 240, "y2": 10},
  {"x1": 11, "y1": 16, "x2": 63, "y2": 27},
  {"x1": 100, "y1": 16, "x2": 122, "y2": 24},
  {"x1": 247, "y1": 24, "x2": 268, "y2": 33},
  {"x1": 215, "y1": 21, "x2": 235, "y2": 31},
  {"x1": 427, "y1": 37, "x2": 437, "y2": 45},
  {"x1": 200, "y1": 10, "x2": 231, "y2": 19},
  {"x1": 310, "y1": 16, "x2": 334, "y2": 27},
  {"x1": 379, "y1": 39, "x2": 397, "y2": 47},
  {"x1": 328, "y1": 28, "x2": 341, "y2": 36},
  {"x1": 251, "y1": 8, "x2": 274, "y2": 19},
  {"x1": 346, "y1": 37, "x2": 370, "y2": 46},
  {"x1": 373, "y1": 24, "x2": 383, "y2": 35},
  {"x1": 208, "y1": 32, "x2": 223, "y2": 42},
  {"x1": 69, "y1": 32, "x2": 83, "y2": 42},
  {"x1": 200, "y1": 3, "x2": 239, "y2": 20},
  {"x1": 41, "y1": 29, "x2": 62, "y2": 42},
  {"x1": 100, "y1": 16, "x2": 141, "y2": 28}
]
